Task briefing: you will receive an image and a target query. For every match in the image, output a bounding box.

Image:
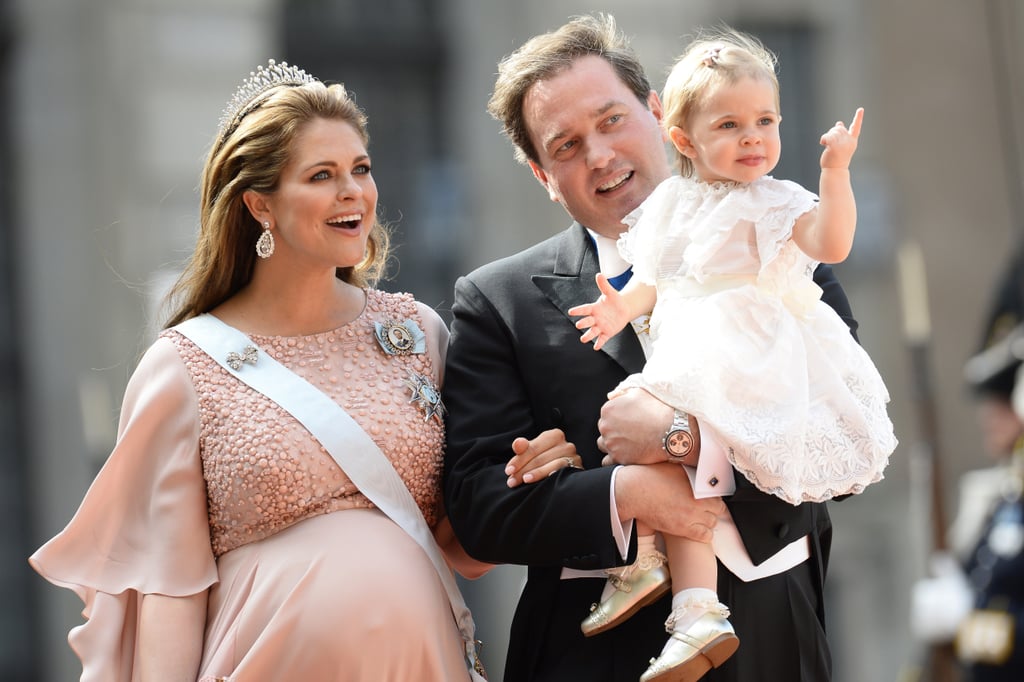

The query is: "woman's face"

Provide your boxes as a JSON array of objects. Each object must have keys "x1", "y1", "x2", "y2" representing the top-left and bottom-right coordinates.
[{"x1": 262, "y1": 117, "x2": 378, "y2": 272}]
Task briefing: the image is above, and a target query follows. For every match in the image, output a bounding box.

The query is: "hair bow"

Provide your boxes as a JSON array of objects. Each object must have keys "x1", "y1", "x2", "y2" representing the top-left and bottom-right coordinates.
[{"x1": 702, "y1": 47, "x2": 722, "y2": 67}]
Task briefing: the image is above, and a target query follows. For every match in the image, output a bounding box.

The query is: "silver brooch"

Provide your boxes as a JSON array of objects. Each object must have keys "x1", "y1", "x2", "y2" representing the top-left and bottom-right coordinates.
[
  {"x1": 403, "y1": 370, "x2": 446, "y2": 424},
  {"x1": 374, "y1": 319, "x2": 426, "y2": 356},
  {"x1": 226, "y1": 345, "x2": 259, "y2": 370}
]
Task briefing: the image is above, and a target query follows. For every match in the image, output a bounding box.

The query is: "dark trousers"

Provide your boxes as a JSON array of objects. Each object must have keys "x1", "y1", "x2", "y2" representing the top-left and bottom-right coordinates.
[{"x1": 518, "y1": 558, "x2": 831, "y2": 682}]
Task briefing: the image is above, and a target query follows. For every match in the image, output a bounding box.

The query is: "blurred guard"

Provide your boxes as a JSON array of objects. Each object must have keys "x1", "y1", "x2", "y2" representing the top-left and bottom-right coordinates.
[{"x1": 956, "y1": 244, "x2": 1024, "y2": 680}]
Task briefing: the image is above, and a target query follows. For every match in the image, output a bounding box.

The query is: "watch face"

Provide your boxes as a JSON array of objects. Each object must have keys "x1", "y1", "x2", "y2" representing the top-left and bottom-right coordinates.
[{"x1": 666, "y1": 429, "x2": 693, "y2": 457}]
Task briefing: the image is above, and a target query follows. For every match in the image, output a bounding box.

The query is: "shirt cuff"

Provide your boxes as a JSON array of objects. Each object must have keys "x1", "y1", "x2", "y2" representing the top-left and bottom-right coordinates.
[
  {"x1": 692, "y1": 425, "x2": 737, "y2": 498},
  {"x1": 609, "y1": 465, "x2": 633, "y2": 560}
]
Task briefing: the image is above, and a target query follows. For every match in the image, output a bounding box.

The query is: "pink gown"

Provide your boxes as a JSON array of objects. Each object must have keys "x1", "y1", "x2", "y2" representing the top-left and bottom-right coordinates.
[{"x1": 30, "y1": 289, "x2": 472, "y2": 681}]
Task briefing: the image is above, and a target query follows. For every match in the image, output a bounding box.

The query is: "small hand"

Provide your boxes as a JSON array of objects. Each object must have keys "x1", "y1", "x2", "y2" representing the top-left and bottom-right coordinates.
[
  {"x1": 433, "y1": 516, "x2": 494, "y2": 579},
  {"x1": 505, "y1": 428, "x2": 582, "y2": 487},
  {"x1": 567, "y1": 273, "x2": 630, "y2": 351},
  {"x1": 820, "y1": 107, "x2": 864, "y2": 170}
]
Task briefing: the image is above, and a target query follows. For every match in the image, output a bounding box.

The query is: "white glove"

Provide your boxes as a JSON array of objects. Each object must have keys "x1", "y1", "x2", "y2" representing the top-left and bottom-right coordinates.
[{"x1": 909, "y1": 552, "x2": 974, "y2": 643}]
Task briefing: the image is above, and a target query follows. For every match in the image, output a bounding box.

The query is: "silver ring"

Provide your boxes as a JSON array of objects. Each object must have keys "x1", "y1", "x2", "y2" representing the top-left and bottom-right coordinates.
[{"x1": 564, "y1": 457, "x2": 582, "y2": 470}]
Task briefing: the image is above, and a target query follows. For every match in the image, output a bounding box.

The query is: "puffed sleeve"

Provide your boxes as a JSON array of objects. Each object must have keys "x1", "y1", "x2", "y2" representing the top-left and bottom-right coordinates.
[
  {"x1": 414, "y1": 300, "x2": 450, "y2": 385},
  {"x1": 28, "y1": 336, "x2": 218, "y2": 682}
]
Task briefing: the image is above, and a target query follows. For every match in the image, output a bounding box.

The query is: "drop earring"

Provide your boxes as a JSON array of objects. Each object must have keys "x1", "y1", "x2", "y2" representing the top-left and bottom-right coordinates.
[{"x1": 256, "y1": 221, "x2": 275, "y2": 259}]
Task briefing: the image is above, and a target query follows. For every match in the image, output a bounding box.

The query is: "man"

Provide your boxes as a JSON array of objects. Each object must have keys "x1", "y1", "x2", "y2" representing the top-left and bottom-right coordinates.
[{"x1": 443, "y1": 14, "x2": 854, "y2": 681}]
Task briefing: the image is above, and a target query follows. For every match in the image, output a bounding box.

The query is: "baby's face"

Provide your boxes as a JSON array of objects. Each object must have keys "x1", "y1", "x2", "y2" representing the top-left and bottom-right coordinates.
[{"x1": 671, "y1": 76, "x2": 781, "y2": 185}]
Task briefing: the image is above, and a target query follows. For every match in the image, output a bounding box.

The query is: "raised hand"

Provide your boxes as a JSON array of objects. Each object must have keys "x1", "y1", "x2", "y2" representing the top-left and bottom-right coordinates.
[
  {"x1": 820, "y1": 107, "x2": 864, "y2": 170},
  {"x1": 567, "y1": 273, "x2": 632, "y2": 351}
]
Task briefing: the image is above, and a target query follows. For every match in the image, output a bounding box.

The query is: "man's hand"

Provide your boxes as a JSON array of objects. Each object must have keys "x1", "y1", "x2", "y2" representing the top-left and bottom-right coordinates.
[
  {"x1": 505, "y1": 428, "x2": 582, "y2": 487},
  {"x1": 597, "y1": 387, "x2": 675, "y2": 465},
  {"x1": 614, "y1": 463, "x2": 725, "y2": 543}
]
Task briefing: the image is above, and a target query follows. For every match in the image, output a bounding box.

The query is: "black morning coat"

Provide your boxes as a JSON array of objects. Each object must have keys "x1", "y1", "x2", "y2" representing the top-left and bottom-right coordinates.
[{"x1": 442, "y1": 222, "x2": 855, "y2": 681}]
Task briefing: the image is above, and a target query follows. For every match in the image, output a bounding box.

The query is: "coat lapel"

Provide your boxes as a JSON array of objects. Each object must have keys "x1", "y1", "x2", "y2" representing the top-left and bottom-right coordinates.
[{"x1": 532, "y1": 224, "x2": 646, "y2": 374}]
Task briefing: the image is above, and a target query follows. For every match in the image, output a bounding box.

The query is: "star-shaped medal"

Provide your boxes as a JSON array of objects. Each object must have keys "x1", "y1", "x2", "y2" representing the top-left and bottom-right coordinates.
[{"x1": 403, "y1": 370, "x2": 446, "y2": 424}]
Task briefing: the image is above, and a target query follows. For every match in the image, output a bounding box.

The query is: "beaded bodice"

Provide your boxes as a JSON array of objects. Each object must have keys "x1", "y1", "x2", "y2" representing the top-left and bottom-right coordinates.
[{"x1": 164, "y1": 289, "x2": 445, "y2": 558}]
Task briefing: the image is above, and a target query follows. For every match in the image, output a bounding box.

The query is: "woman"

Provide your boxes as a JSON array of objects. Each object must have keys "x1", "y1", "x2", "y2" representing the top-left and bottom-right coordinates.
[{"x1": 30, "y1": 60, "x2": 580, "y2": 681}]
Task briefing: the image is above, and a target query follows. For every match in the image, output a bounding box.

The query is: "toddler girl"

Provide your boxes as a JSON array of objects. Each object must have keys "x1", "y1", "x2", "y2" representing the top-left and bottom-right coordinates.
[{"x1": 569, "y1": 27, "x2": 896, "y2": 682}]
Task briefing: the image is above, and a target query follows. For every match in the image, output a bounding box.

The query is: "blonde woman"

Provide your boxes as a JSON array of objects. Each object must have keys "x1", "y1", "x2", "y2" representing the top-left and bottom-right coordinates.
[{"x1": 30, "y1": 61, "x2": 578, "y2": 681}]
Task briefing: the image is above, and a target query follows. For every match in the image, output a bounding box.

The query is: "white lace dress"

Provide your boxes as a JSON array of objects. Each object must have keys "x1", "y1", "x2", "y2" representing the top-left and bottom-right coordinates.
[{"x1": 617, "y1": 175, "x2": 896, "y2": 504}]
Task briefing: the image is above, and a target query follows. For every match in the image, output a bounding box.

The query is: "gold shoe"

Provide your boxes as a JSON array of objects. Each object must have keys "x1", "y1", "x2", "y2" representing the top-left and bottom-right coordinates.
[
  {"x1": 639, "y1": 609, "x2": 739, "y2": 682},
  {"x1": 581, "y1": 551, "x2": 671, "y2": 637}
]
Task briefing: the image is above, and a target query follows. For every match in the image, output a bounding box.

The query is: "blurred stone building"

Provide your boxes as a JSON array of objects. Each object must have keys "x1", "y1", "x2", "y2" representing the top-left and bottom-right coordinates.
[{"x1": 4, "y1": 0, "x2": 1022, "y2": 680}]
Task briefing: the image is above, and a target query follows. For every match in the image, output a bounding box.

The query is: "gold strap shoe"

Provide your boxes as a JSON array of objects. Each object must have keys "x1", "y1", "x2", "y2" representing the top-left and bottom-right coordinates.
[
  {"x1": 639, "y1": 609, "x2": 739, "y2": 682},
  {"x1": 580, "y1": 551, "x2": 671, "y2": 637}
]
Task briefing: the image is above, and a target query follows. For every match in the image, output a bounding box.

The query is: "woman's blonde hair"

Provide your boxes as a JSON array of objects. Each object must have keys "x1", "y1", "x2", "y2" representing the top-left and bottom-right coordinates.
[
  {"x1": 164, "y1": 78, "x2": 390, "y2": 327},
  {"x1": 663, "y1": 27, "x2": 779, "y2": 177}
]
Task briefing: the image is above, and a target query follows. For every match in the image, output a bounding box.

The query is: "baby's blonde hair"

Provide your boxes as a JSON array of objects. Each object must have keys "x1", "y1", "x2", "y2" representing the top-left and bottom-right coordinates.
[{"x1": 663, "y1": 27, "x2": 779, "y2": 176}]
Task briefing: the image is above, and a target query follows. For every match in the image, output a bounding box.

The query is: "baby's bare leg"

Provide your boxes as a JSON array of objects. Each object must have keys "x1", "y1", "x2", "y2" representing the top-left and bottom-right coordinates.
[{"x1": 664, "y1": 531, "x2": 717, "y2": 593}]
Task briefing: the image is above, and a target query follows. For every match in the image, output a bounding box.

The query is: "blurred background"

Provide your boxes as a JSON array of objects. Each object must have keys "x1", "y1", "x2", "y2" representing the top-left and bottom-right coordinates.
[{"x1": 4, "y1": 0, "x2": 1022, "y2": 680}]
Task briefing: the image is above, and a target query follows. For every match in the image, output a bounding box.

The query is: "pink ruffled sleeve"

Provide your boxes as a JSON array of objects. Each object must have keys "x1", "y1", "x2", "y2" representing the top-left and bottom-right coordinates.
[{"x1": 29, "y1": 337, "x2": 218, "y2": 682}]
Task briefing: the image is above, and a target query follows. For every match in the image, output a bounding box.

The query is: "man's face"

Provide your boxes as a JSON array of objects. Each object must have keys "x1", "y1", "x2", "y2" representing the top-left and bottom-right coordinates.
[{"x1": 523, "y1": 55, "x2": 672, "y2": 239}]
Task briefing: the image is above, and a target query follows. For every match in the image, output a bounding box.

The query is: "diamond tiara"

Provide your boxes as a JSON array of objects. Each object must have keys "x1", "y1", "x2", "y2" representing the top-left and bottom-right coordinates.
[{"x1": 216, "y1": 59, "x2": 319, "y2": 149}]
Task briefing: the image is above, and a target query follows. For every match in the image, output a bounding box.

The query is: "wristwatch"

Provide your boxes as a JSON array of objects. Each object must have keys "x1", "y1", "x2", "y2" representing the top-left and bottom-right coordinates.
[{"x1": 663, "y1": 410, "x2": 695, "y2": 461}]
